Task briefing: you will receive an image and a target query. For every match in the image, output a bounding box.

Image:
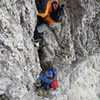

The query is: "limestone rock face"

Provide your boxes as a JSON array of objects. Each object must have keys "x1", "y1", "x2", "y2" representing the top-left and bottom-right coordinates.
[
  {"x1": 57, "y1": 54, "x2": 100, "y2": 100},
  {"x1": 0, "y1": 0, "x2": 100, "y2": 100},
  {"x1": 0, "y1": 0, "x2": 41, "y2": 99}
]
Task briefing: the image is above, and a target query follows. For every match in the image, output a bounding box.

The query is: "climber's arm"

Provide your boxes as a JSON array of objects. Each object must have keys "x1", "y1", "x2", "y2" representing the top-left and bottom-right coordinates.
[{"x1": 46, "y1": 16, "x2": 56, "y2": 24}]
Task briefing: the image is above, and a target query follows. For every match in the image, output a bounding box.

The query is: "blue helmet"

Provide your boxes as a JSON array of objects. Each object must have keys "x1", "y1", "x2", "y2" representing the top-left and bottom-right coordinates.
[{"x1": 46, "y1": 70, "x2": 53, "y2": 76}]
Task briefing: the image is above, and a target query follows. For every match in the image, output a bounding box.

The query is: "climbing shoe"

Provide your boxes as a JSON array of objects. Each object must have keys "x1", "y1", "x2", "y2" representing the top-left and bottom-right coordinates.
[
  {"x1": 35, "y1": 42, "x2": 39, "y2": 47},
  {"x1": 34, "y1": 41, "x2": 40, "y2": 50},
  {"x1": 37, "y1": 88, "x2": 46, "y2": 96}
]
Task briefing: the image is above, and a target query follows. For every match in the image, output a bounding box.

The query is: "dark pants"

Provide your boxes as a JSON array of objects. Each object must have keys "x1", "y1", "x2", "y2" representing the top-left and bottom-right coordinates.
[{"x1": 34, "y1": 16, "x2": 45, "y2": 42}]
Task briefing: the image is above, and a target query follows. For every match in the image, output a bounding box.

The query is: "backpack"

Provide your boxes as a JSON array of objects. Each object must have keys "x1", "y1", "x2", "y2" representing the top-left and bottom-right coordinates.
[
  {"x1": 35, "y1": 0, "x2": 48, "y2": 13},
  {"x1": 50, "y1": 4, "x2": 64, "y2": 22},
  {"x1": 51, "y1": 79, "x2": 58, "y2": 90}
]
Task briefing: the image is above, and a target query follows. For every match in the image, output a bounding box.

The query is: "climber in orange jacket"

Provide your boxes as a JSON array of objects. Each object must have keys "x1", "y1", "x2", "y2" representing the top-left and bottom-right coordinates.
[
  {"x1": 37, "y1": 0, "x2": 59, "y2": 25},
  {"x1": 34, "y1": 0, "x2": 60, "y2": 47}
]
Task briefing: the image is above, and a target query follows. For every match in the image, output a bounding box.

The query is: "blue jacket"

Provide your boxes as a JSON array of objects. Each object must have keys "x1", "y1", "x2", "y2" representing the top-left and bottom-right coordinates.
[
  {"x1": 39, "y1": 69, "x2": 57, "y2": 88},
  {"x1": 39, "y1": 75, "x2": 52, "y2": 88}
]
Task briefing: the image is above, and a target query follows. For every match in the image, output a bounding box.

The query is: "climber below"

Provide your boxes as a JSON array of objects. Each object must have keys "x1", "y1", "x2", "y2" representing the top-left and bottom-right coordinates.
[
  {"x1": 33, "y1": 0, "x2": 64, "y2": 47},
  {"x1": 36, "y1": 66, "x2": 58, "y2": 91}
]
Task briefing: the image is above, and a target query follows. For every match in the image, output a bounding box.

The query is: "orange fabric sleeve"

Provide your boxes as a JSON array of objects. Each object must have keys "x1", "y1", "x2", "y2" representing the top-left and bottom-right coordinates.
[{"x1": 45, "y1": 16, "x2": 56, "y2": 24}]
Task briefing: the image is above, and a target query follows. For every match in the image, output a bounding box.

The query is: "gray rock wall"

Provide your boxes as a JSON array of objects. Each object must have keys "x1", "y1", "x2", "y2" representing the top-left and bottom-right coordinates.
[
  {"x1": 57, "y1": 54, "x2": 100, "y2": 100},
  {"x1": 0, "y1": 0, "x2": 41, "y2": 99},
  {"x1": 0, "y1": 0, "x2": 100, "y2": 100}
]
